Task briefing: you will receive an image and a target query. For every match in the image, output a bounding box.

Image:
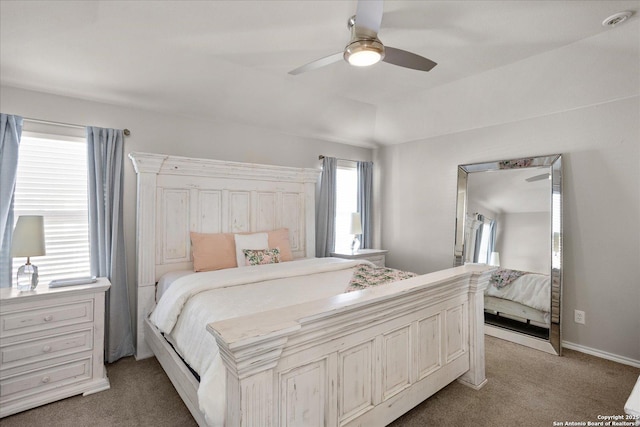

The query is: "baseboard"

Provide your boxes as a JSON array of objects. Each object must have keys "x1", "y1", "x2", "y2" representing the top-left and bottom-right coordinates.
[{"x1": 562, "y1": 340, "x2": 640, "y2": 368}]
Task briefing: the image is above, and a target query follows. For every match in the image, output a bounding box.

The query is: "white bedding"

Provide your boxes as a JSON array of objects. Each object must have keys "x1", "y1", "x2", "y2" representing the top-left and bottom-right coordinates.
[
  {"x1": 484, "y1": 272, "x2": 551, "y2": 313},
  {"x1": 156, "y1": 270, "x2": 192, "y2": 301},
  {"x1": 149, "y1": 257, "x2": 367, "y2": 426}
]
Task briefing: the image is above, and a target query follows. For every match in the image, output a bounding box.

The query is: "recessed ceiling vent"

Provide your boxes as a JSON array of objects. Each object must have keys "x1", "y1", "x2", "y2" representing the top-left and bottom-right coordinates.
[{"x1": 602, "y1": 11, "x2": 633, "y2": 27}]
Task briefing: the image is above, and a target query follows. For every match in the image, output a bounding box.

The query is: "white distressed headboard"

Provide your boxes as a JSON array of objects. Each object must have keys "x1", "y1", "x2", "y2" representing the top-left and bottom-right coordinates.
[{"x1": 129, "y1": 152, "x2": 321, "y2": 359}]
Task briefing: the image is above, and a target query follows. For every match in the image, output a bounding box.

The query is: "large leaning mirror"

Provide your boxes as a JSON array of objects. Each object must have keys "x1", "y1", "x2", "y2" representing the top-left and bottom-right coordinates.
[{"x1": 454, "y1": 155, "x2": 562, "y2": 355}]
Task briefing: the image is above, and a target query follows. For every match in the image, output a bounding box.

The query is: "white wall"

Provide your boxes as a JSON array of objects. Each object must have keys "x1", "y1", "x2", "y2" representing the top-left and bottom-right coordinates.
[
  {"x1": 496, "y1": 212, "x2": 550, "y2": 274},
  {"x1": 379, "y1": 96, "x2": 640, "y2": 361},
  {"x1": 0, "y1": 85, "x2": 373, "y2": 347}
]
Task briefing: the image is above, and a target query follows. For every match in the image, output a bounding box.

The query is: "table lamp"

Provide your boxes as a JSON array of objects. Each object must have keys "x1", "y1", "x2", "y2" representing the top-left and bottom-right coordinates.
[
  {"x1": 11, "y1": 215, "x2": 46, "y2": 291},
  {"x1": 349, "y1": 212, "x2": 363, "y2": 253}
]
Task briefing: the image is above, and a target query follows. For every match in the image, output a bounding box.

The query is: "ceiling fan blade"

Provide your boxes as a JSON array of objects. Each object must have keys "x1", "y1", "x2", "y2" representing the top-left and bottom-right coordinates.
[
  {"x1": 525, "y1": 173, "x2": 550, "y2": 182},
  {"x1": 288, "y1": 52, "x2": 344, "y2": 75},
  {"x1": 355, "y1": 0, "x2": 384, "y2": 34},
  {"x1": 382, "y1": 46, "x2": 437, "y2": 72}
]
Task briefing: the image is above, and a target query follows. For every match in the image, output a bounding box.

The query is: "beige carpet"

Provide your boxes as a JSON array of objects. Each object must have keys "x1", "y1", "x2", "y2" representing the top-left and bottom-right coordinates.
[{"x1": 2, "y1": 336, "x2": 638, "y2": 427}]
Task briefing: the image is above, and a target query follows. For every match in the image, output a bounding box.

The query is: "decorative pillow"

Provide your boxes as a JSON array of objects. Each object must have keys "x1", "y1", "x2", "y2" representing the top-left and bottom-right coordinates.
[
  {"x1": 190, "y1": 232, "x2": 237, "y2": 272},
  {"x1": 243, "y1": 248, "x2": 281, "y2": 266},
  {"x1": 267, "y1": 228, "x2": 293, "y2": 262},
  {"x1": 234, "y1": 233, "x2": 269, "y2": 267}
]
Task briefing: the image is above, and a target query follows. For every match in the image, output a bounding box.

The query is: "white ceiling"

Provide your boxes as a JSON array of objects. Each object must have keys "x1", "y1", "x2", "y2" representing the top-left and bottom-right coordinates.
[
  {"x1": 467, "y1": 168, "x2": 550, "y2": 214},
  {"x1": 1, "y1": 1, "x2": 638, "y2": 147}
]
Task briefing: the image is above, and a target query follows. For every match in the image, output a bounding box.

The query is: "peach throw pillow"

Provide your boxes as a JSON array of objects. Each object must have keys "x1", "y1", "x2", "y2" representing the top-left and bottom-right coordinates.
[
  {"x1": 190, "y1": 232, "x2": 237, "y2": 272},
  {"x1": 268, "y1": 228, "x2": 293, "y2": 262}
]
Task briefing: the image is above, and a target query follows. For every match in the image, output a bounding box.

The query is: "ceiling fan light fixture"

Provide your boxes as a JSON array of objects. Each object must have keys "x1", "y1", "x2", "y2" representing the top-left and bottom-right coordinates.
[
  {"x1": 344, "y1": 39, "x2": 385, "y2": 67},
  {"x1": 289, "y1": 1, "x2": 437, "y2": 75}
]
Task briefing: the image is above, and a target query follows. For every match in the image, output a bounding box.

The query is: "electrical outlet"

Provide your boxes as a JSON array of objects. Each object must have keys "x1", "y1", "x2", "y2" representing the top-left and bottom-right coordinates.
[{"x1": 574, "y1": 310, "x2": 585, "y2": 324}]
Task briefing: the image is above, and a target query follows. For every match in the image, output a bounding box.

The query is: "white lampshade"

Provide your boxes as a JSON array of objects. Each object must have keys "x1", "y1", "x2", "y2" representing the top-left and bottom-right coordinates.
[
  {"x1": 349, "y1": 212, "x2": 363, "y2": 235},
  {"x1": 489, "y1": 252, "x2": 500, "y2": 267},
  {"x1": 11, "y1": 216, "x2": 46, "y2": 257}
]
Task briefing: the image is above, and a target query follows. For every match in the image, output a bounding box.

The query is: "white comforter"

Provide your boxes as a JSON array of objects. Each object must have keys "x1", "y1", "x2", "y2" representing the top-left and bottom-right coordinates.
[
  {"x1": 149, "y1": 257, "x2": 366, "y2": 426},
  {"x1": 485, "y1": 272, "x2": 551, "y2": 312}
]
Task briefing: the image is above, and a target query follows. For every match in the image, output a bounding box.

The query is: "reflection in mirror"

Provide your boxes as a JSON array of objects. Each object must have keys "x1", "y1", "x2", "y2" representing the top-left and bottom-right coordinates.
[{"x1": 454, "y1": 155, "x2": 562, "y2": 355}]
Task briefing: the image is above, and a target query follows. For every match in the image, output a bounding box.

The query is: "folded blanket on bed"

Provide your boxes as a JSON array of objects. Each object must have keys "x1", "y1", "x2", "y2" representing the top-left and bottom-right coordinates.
[
  {"x1": 490, "y1": 268, "x2": 528, "y2": 289},
  {"x1": 485, "y1": 269, "x2": 551, "y2": 312},
  {"x1": 346, "y1": 264, "x2": 417, "y2": 292}
]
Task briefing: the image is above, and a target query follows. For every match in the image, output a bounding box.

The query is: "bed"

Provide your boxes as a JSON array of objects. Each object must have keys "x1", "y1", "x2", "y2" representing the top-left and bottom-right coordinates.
[
  {"x1": 129, "y1": 152, "x2": 493, "y2": 427},
  {"x1": 484, "y1": 268, "x2": 551, "y2": 329}
]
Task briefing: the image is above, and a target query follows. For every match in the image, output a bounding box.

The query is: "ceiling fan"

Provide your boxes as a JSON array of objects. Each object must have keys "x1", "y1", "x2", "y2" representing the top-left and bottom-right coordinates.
[
  {"x1": 525, "y1": 173, "x2": 551, "y2": 183},
  {"x1": 288, "y1": 0, "x2": 437, "y2": 75}
]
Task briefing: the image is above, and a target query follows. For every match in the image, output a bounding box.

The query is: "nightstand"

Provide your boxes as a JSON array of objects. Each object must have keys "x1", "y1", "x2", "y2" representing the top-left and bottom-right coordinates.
[
  {"x1": 0, "y1": 278, "x2": 111, "y2": 417},
  {"x1": 331, "y1": 249, "x2": 388, "y2": 267}
]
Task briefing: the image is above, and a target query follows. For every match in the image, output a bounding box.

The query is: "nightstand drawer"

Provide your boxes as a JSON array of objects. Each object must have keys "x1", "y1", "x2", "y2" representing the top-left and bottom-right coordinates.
[
  {"x1": 0, "y1": 357, "x2": 92, "y2": 400},
  {"x1": 1, "y1": 300, "x2": 93, "y2": 338},
  {"x1": 1, "y1": 329, "x2": 93, "y2": 371}
]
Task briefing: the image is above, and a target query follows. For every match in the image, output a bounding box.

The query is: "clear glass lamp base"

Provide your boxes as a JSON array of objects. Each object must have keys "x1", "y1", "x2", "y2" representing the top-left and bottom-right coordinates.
[
  {"x1": 350, "y1": 237, "x2": 361, "y2": 254},
  {"x1": 16, "y1": 264, "x2": 39, "y2": 292}
]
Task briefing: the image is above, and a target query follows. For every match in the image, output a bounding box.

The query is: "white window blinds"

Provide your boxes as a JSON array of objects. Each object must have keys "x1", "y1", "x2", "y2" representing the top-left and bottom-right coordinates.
[{"x1": 12, "y1": 134, "x2": 91, "y2": 284}]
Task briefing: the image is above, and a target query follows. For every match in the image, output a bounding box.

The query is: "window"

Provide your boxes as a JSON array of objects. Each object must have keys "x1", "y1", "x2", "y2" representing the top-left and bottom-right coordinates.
[
  {"x1": 334, "y1": 162, "x2": 358, "y2": 253},
  {"x1": 11, "y1": 132, "x2": 91, "y2": 284},
  {"x1": 477, "y1": 222, "x2": 492, "y2": 263}
]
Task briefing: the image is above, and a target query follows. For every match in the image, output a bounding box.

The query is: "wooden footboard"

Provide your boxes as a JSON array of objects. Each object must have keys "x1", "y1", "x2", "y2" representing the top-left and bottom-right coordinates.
[{"x1": 209, "y1": 265, "x2": 491, "y2": 427}]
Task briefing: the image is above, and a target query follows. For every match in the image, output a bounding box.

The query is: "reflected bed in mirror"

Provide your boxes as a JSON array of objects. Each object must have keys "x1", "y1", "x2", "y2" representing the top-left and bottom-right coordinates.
[{"x1": 454, "y1": 155, "x2": 562, "y2": 355}]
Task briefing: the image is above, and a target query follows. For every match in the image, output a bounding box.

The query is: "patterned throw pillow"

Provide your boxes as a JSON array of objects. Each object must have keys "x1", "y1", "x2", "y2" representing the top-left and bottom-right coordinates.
[{"x1": 243, "y1": 248, "x2": 281, "y2": 266}]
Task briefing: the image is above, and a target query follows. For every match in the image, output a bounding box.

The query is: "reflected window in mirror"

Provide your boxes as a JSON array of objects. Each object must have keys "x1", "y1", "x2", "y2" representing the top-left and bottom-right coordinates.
[{"x1": 465, "y1": 213, "x2": 496, "y2": 264}]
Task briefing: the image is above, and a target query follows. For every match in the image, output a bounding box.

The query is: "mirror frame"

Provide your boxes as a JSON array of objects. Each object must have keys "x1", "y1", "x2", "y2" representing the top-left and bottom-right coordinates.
[{"x1": 454, "y1": 154, "x2": 562, "y2": 355}]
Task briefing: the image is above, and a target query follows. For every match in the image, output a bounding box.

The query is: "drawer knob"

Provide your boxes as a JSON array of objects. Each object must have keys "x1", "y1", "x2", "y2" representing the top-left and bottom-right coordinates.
[
  {"x1": 43, "y1": 315, "x2": 53, "y2": 322},
  {"x1": 41, "y1": 376, "x2": 50, "y2": 384},
  {"x1": 42, "y1": 345, "x2": 52, "y2": 353}
]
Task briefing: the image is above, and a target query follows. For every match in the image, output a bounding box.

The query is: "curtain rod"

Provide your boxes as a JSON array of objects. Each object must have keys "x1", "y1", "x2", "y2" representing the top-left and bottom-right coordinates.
[
  {"x1": 24, "y1": 117, "x2": 131, "y2": 136},
  {"x1": 318, "y1": 155, "x2": 363, "y2": 163}
]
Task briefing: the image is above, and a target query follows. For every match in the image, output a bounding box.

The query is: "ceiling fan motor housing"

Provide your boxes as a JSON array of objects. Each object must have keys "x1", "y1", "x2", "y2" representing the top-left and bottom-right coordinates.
[
  {"x1": 344, "y1": 39, "x2": 385, "y2": 66},
  {"x1": 344, "y1": 15, "x2": 385, "y2": 66}
]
